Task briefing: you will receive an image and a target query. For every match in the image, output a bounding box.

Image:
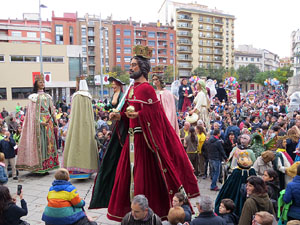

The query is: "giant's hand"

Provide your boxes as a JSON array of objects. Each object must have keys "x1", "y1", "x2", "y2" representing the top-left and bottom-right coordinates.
[
  {"x1": 125, "y1": 111, "x2": 139, "y2": 119},
  {"x1": 109, "y1": 112, "x2": 121, "y2": 121}
]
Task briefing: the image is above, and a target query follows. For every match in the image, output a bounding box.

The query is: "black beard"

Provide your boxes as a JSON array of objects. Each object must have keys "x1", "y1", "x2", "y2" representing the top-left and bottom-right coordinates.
[{"x1": 130, "y1": 70, "x2": 143, "y2": 79}]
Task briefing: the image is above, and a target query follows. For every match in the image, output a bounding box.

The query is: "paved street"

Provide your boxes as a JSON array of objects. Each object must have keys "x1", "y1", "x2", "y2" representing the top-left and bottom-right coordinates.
[{"x1": 6, "y1": 156, "x2": 220, "y2": 225}]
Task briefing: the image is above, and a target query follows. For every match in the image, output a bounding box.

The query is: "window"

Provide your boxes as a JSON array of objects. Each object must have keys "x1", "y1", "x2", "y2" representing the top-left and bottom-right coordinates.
[
  {"x1": 245, "y1": 57, "x2": 248, "y2": 61},
  {"x1": 148, "y1": 32, "x2": 155, "y2": 38},
  {"x1": 52, "y1": 57, "x2": 64, "y2": 63},
  {"x1": 81, "y1": 38, "x2": 86, "y2": 45},
  {"x1": 69, "y1": 26, "x2": 74, "y2": 44},
  {"x1": 152, "y1": 49, "x2": 155, "y2": 55},
  {"x1": 150, "y1": 58, "x2": 155, "y2": 63},
  {"x1": 0, "y1": 88, "x2": 7, "y2": 100},
  {"x1": 170, "y1": 34, "x2": 173, "y2": 40},
  {"x1": 116, "y1": 38, "x2": 120, "y2": 44},
  {"x1": 170, "y1": 42, "x2": 173, "y2": 48},
  {"x1": 11, "y1": 31, "x2": 21, "y2": 37},
  {"x1": 41, "y1": 33, "x2": 45, "y2": 38},
  {"x1": 257, "y1": 58, "x2": 260, "y2": 62},
  {"x1": 170, "y1": 50, "x2": 174, "y2": 56},
  {"x1": 24, "y1": 56, "x2": 37, "y2": 62},
  {"x1": 0, "y1": 55, "x2": 4, "y2": 62},
  {"x1": 116, "y1": 29, "x2": 120, "y2": 35},
  {"x1": 148, "y1": 41, "x2": 155, "y2": 46},
  {"x1": 81, "y1": 27, "x2": 86, "y2": 36},
  {"x1": 42, "y1": 56, "x2": 51, "y2": 62},
  {"x1": 235, "y1": 57, "x2": 239, "y2": 60},
  {"x1": 124, "y1": 39, "x2": 131, "y2": 45},
  {"x1": 124, "y1": 56, "x2": 131, "y2": 63},
  {"x1": 117, "y1": 56, "x2": 121, "y2": 62},
  {"x1": 124, "y1": 30, "x2": 131, "y2": 36},
  {"x1": 170, "y1": 59, "x2": 174, "y2": 64},
  {"x1": 55, "y1": 25, "x2": 63, "y2": 44},
  {"x1": 27, "y1": 32, "x2": 37, "y2": 38},
  {"x1": 82, "y1": 47, "x2": 87, "y2": 53},
  {"x1": 251, "y1": 58, "x2": 254, "y2": 62},
  {"x1": 124, "y1": 48, "x2": 131, "y2": 54},
  {"x1": 116, "y1": 47, "x2": 121, "y2": 53},
  {"x1": 10, "y1": 55, "x2": 24, "y2": 62},
  {"x1": 12, "y1": 87, "x2": 32, "y2": 99},
  {"x1": 124, "y1": 64, "x2": 130, "y2": 71}
]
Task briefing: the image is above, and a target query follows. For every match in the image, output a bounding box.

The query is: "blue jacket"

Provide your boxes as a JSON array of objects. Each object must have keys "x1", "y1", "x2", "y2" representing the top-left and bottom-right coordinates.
[
  {"x1": 0, "y1": 164, "x2": 8, "y2": 184},
  {"x1": 182, "y1": 204, "x2": 192, "y2": 222},
  {"x1": 224, "y1": 126, "x2": 240, "y2": 141},
  {"x1": 283, "y1": 175, "x2": 300, "y2": 219},
  {"x1": 191, "y1": 211, "x2": 226, "y2": 225}
]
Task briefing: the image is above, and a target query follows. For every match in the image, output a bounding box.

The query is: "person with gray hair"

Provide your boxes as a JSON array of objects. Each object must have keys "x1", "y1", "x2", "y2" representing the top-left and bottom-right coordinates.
[
  {"x1": 121, "y1": 195, "x2": 162, "y2": 225},
  {"x1": 191, "y1": 196, "x2": 226, "y2": 225}
]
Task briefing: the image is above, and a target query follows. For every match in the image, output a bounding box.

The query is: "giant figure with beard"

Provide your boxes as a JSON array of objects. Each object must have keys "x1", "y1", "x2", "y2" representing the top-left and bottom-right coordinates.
[{"x1": 89, "y1": 45, "x2": 199, "y2": 221}]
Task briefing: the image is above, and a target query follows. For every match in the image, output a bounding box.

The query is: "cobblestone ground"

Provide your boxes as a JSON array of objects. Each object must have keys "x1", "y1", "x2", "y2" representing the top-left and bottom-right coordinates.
[{"x1": 6, "y1": 156, "x2": 220, "y2": 225}]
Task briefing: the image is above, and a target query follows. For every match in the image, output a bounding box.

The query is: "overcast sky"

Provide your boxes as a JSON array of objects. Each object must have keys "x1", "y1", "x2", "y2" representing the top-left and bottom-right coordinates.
[{"x1": 1, "y1": 0, "x2": 299, "y2": 58}]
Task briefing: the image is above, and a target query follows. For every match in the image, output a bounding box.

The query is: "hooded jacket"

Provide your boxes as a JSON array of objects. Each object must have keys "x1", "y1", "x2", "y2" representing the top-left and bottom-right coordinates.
[
  {"x1": 238, "y1": 193, "x2": 275, "y2": 225},
  {"x1": 283, "y1": 175, "x2": 300, "y2": 219},
  {"x1": 208, "y1": 136, "x2": 227, "y2": 161}
]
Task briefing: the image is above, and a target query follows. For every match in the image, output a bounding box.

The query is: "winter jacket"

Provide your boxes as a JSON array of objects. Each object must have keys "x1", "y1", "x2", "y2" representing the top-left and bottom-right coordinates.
[
  {"x1": 219, "y1": 213, "x2": 239, "y2": 225},
  {"x1": 224, "y1": 126, "x2": 240, "y2": 141},
  {"x1": 0, "y1": 162, "x2": 8, "y2": 184},
  {"x1": 121, "y1": 208, "x2": 162, "y2": 225},
  {"x1": 182, "y1": 204, "x2": 192, "y2": 222},
  {"x1": 238, "y1": 193, "x2": 275, "y2": 225},
  {"x1": 2, "y1": 200, "x2": 28, "y2": 225},
  {"x1": 253, "y1": 156, "x2": 273, "y2": 176},
  {"x1": 0, "y1": 137, "x2": 16, "y2": 159},
  {"x1": 207, "y1": 136, "x2": 227, "y2": 161},
  {"x1": 283, "y1": 175, "x2": 300, "y2": 219},
  {"x1": 42, "y1": 180, "x2": 86, "y2": 225},
  {"x1": 191, "y1": 211, "x2": 226, "y2": 225}
]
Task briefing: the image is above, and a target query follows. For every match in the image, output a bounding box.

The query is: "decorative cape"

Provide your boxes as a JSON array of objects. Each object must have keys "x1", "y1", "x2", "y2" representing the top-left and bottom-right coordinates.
[
  {"x1": 62, "y1": 93, "x2": 99, "y2": 174},
  {"x1": 89, "y1": 82, "x2": 199, "y2": 221},
  {"x1": 215, "y1": 167, "x2": 256, "y2": 216}
]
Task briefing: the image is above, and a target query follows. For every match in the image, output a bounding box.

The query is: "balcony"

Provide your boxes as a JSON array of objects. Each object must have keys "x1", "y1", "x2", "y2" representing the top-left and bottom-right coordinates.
[
  {"x1": 88, "y1": 32, "x2": 95, "y2": 36},
  {"x1": 213, "y1": 27, "x2": 223, "y2": 32},
  {"x1": 177, "y1": 24, "x2": 193, "y2": 29},
  {"x1": 178, "y1": 48, "x2": 192, "y2": 53},
  {"x1": 214, "y1": 35, "x2": 223, "y2": 40},
  {"x1": 198, "y1": 26, "x2": 204, "y2": 30},
  {"x1": 158, "y1": 55, "x2": 168, "y2": 59},
  {"x1": 88, "y1": 22, "x2": 95, "y2": 27},
  {"x1": 88, "y1": 51, "x2": 95, "y2": 56},
  {"x1": 135, "y1": 36, "x2": 146, "y2": 40},
  {"x1": 158, "y1": 45, "x2": 167, "y2": 49},
  {"x1": 177, "y1": 15, "x2": 193, "y2": 21},
  {"x1": 199, "y1": 42, "x2": 213, "y2": 47},
  {"x1": 88, "y1": 61, "x2": 96, "y2": 66},
  {"x1": 178, "y1": 56, "x2": 192, "y2": 61},
  {"x1": 158, "y1": 35, "x2": 167, "y2": 39},
  {"x1": 177, "y1": 32, "x2": 192, "y2": 37},
  {"x1": 214, "y1": 43, "x2": 223, "y2": 48},
  {"x1": 214, "y1": 51, "x2": 222, "y2": 55},
  {"x1": 214, "y1": 19, "x2": 223, "y2": 24},
  {"x1": 214, "y1": 57, "x2": 223, "y2": 62},
  {"x1": 88, "y1": 42, "x2": 95, "y2": 46},
  {"x1": 205, "y1": 51, "x2": 213, "y2": 55},
  {"x1": 178, "y1": 64, "x2": 192, "y2": 69},
  {"x1": 200, "y1": 18, "x2": 213, "y2": 24},
  {"x1": 199, "y1": 57, "x2": 213, "y2": 62},
  {"x1": 177, "y1": 40, "x2": 192, "y2": 45}
]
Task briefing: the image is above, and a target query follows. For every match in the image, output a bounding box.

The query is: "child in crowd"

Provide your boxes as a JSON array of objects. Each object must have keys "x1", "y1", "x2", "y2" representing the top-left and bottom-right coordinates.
[
  {"x1": 219, "y1": 198, "x2": 239, "y2": 225},
  {"x1": 42, "y1": 168, "x2": 97, "y2": 225},
  {"x1": 0, "y1": 153, "x2": 8, "y2": 185}
]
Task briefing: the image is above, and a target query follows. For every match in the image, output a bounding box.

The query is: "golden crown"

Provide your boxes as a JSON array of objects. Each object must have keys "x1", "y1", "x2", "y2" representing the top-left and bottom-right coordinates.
[
  {"x1": 152, "y1": 65, "x2": 164, "y2": 74},
  {"x1": 34, "y1": 73, "x2": 44, "y2": 82},
  {"x1": 133, "y1": 45, "x2": 153, "y2": 59}
]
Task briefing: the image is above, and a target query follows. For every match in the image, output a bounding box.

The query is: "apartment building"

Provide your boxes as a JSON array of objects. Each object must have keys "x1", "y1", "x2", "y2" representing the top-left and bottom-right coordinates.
[
  {"x1": 176, "y1": 8, "x2": 234, "y2": 77},
  {"x1": 77, "y1": 14, "x2": 113, "y2": 76},
  {"x1": 234, "y1": 45, "x2": 279, "y2": 72},
  {"x1": 51, "y1": 11, "x2": 78, "y2": 45},
  {"x1": 113, "y1": 20, "x2": 176, "y2": 71},
  {"x1": 279, "y1": 57, "x2": 291, "y2": 68},
  {"x1": 0, "y1": 13, "x2": 52, "y2": 44}
]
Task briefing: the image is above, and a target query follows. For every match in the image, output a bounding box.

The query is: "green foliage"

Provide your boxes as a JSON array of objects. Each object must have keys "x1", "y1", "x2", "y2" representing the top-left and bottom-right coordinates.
[
  {"x1": 109, "y1": 67, "x2": 130, "y2": 85},
  {"x1": 192, "y1": 66, "x2": 225, "y2": 83},
  {"x1": 254, "y1": 66, "x2": 293, "y2": 85},
  {"x1": 237, "y1": 64, "x2": 260, "y2": 82},
  {"x1": 162, "y1": 65, "x2": 178, "y2": 83}
]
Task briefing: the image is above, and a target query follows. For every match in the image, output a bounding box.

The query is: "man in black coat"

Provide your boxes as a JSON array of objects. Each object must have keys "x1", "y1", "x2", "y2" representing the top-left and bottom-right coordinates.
[
  {"x1": 191, "y1": 196, "x2": 226, "y2": 225},
  {"x1": 208, "y1": 129, "x2": 227, "y2": 191},
  {"x1": 216, "y1": 83, "x2": 228, "y2": 103}
]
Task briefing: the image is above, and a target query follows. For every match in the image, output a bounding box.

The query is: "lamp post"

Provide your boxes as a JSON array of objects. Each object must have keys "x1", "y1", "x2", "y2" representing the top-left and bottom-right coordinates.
[{"x1": 39, "y1": 0, "x2": 47, "y2": 75}]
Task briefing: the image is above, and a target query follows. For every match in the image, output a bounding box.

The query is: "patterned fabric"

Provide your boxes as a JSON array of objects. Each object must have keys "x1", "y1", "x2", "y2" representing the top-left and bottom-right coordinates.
[
  {"x1": 16, "y1": 92, "x2": 59, "y2": 172},
  {"x1": 42, "y1": 180, "x2": 85, "y2": 225}
]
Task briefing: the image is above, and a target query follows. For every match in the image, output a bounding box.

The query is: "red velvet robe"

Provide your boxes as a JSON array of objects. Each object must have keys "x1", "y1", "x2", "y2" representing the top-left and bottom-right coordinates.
[{"x1": 106, "y1": 82, "x2": 199, "y2": 221}]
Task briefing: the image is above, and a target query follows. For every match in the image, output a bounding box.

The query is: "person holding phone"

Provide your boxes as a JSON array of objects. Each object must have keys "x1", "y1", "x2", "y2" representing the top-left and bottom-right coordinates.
[{"x1": 0, "y1": 185, "x2": 29, "y2": 225}]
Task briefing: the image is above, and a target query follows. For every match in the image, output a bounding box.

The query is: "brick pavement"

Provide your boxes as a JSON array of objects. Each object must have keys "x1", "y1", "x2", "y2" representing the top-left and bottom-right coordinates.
[{"x1": 6, "y1": 158, "x2": 220, "y2": 225}]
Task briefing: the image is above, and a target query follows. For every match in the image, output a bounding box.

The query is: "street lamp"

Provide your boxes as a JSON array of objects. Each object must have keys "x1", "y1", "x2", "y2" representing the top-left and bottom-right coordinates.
[{"x1": 39, "y1": 0, "x2": 47, "y2": 75}]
